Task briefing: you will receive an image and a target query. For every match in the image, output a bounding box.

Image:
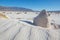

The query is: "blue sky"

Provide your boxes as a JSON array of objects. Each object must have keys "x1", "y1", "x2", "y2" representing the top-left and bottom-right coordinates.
[{"x1": 0, "y1": 0, "x2": 60, "y2": 11}]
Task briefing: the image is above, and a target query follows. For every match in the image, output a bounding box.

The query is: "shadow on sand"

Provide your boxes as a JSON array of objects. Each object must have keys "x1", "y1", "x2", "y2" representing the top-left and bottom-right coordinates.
[{"x1": 19, "y1": 20, "x2": 35, "y2": 25}]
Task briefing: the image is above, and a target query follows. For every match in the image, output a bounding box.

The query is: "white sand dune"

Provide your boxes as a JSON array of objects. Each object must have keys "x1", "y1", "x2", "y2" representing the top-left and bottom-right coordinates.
[
  {"x1": 0, "y1": 19, "x2": 60, "y2": 40},
  {"x1": 0, "y1": 10, "x2": 60, "y2": 40}
]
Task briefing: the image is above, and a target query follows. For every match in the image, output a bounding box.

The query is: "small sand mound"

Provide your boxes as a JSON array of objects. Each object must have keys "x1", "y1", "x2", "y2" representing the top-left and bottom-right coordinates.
[
  {"x1": 0, "y1": 13, "x2": 8, "y2": 19},
  {"x1": 33, "y1": 9, "x2": 49, "y2": 28}
]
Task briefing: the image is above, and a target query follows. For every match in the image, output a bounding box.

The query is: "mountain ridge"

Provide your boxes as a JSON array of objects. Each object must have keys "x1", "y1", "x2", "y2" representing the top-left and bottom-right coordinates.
[{"x1": 0, "y1": 6, "x2": 34, "y2": 11}]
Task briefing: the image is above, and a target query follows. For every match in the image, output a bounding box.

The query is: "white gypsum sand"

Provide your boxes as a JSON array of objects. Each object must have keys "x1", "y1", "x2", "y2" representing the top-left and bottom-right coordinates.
[{"x1": 0, "y1": 10, "x2": 60, "y2": 40}]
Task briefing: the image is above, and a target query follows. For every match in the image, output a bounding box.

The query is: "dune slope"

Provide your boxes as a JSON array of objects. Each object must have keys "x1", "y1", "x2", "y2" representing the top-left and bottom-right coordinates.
[{"x1": 0, "y1": 19, "x2": 60, "y2": 40}]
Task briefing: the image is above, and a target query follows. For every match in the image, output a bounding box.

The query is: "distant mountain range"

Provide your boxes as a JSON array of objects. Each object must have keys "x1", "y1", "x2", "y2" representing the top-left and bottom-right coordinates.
[
  {"x1": 0, "y1": 6, "x2": 60, "y2": 13},
  {"x1": 48, "y1": 11, "x2": 60, "y2": 13},
  {"x1": 0, "y1": 6, "x2": 34, "y2": 11}
]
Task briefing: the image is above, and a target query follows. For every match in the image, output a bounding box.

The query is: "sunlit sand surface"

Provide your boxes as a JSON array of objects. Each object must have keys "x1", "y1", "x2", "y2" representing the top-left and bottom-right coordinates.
[{"x1": 0, "y1": 10, "x2": 60, "y2": 40}]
